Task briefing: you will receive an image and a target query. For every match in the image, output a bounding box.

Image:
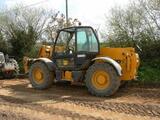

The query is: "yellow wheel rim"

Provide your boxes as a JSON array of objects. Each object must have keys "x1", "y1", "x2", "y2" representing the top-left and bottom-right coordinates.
[
  {"x1": 91, "y1": 70, "x2": 110, "y2": 90},
  {"x1": 33, "y1": 67, "x2": 44, "y2": 84}
]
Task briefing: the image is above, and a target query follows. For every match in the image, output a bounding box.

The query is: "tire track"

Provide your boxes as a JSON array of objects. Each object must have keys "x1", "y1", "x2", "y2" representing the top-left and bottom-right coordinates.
[
  {"x1": 0, "y1": 79, "x2": 160, "y2": 119},
  {"x1": 63, "y1": 98, "x2": 160, "y2": 118},
  {"x1": 0, "y1": 102, "x2": 106, "y2": 120},
  {"x1": 2, "y1": 93, "x2": 159, "y2": 118}
]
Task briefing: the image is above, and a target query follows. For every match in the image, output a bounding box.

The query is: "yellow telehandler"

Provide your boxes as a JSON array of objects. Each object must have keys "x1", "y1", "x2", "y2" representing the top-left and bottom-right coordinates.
[{"x1": 23, "y1": 26, "x2": 140, "y2": 97}]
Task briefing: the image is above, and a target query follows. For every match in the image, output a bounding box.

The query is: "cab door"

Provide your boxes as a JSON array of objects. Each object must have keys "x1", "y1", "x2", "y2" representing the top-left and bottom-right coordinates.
[
  {"x1": 75, "y1": 27, "x2": 99, "y2": 69},
  {"x1": 53, "y1": 30, "x2": 76, "y2": 70}
]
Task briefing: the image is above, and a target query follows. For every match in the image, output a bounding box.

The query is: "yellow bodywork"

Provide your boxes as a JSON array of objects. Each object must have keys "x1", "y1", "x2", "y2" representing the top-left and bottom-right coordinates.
[
  {"x1": 98, "y1": 47, "x2": 139, "y2": 80},
  {"x1": 23, "y1": 45, "x2": 65, "y2": 73},
  {"x1": 32, "y1": 67, "x2": 44, "y2": 84},
  {"x1": 92, "y1": 70, "x2": 110, "y2": 90},
  {"x1": 24, "y1": 45, "x2": 139, "y2": 81},
  {"x1": 38, "y1": 45, "x2": 53, "y2": 58},
  {"x1": 38, "y1": 45, "x2": 65, "y2": 58},
  {"x1": 63, "y1": 71, "x2": 72, "y2": 81}
]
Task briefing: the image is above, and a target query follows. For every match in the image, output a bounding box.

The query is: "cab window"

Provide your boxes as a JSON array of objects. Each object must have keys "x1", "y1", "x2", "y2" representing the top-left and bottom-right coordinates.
[
  {"x1": 56, "y1": 30, "x2": 75, "y2": 53},
  {"x1": 77, "y1": 28, "x2": 98, "y2": 53}
]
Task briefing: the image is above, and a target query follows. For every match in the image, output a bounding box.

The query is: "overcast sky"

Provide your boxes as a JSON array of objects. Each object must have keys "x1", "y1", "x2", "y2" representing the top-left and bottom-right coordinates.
[{"x1": 0, "y1": 0, "x2": 132, "y2": 29}]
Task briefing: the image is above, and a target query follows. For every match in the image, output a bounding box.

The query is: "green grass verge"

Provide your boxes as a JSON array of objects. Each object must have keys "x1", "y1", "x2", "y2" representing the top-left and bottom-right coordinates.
[{"x1": 138, "y1": 58, "x2": 160, "y2": 84}]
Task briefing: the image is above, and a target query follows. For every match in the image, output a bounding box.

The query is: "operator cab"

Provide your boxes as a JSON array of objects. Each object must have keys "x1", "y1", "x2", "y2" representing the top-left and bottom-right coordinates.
[{"x1": 53, "y1": 26, "x2": 100, "y2": 70}]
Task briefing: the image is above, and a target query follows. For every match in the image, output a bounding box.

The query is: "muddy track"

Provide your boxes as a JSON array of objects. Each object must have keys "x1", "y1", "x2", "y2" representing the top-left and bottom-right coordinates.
[
  {"x1": 41, "y1": 95, "x2": 160, "y2": 118},
  {"x1": 0, "y1": 110, "x2": 30, "y2": 120},
  {"x1": 0, "y1": 103, "x2": 109, "y2": 120},
  {"x1": 1, "y1": 93, "x2": 160, "y2": 118},
  {"x1": 0, "y1": 79, "x2": 160, "y2": 120},
  {"x1": 64, "y1": 99, "x2": 160, "y2": 117},
  {"x1": 0, "y1": 96, "x2": 106, "y2": 120}
]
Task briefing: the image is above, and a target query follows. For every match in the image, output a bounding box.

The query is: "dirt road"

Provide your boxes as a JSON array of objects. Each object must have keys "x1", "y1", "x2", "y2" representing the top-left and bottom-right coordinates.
[{"x1": 0, "y1": 79, "x2": 160, "y2": 120}]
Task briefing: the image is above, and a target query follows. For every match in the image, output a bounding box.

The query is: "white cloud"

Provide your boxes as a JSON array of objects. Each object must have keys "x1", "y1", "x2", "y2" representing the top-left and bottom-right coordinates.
[{"x1": 4, "y1": 0, "x2": 132, "y2": 29}]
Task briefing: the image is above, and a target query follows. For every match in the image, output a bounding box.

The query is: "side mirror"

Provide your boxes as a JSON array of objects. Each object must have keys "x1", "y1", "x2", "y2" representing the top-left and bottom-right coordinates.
[{"x1": 95, "y1": 29, "x2": 99, "y2": 38}]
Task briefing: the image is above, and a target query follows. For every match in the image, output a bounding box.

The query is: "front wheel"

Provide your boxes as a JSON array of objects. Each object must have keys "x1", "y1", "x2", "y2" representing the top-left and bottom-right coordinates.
[
  {"x1": 29, "y1": 62, "x2": 54, "y2": 90},
  {"x1": 85, "y1": 63, "x2": 120, "y2": 97}
]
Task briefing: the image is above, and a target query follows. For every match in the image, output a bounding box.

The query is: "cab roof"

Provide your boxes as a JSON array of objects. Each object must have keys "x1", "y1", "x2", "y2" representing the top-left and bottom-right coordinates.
[{"x1": 59, "y1": 26, "x2": 94, "y2": 32}]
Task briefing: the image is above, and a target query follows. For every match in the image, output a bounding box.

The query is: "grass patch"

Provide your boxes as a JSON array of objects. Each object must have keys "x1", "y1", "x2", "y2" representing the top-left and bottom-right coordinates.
[{"x1": 138, "y1": 58, "x2": 160, "y2": 84}]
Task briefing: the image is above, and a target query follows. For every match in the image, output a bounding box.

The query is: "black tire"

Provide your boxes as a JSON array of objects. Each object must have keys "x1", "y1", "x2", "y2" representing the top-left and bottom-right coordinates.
[
  {"x1": 120, "y1": 81, "x2": 128, "y2": 88},
  {"x1": 85, "y1": 63, "x2": 120, "y2": 97},
  {"x1": 29, "y1": 61, "x2": 54, "y2": 90}
]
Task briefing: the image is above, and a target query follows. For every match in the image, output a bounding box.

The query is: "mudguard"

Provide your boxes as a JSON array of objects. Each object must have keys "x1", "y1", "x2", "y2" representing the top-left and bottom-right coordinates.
[
  {"x1": 92, "y1": 57, "x2": 122, "y2": 76},
  {"x1": 34, "y1": 58, "x2": 57, "y2": 71}
]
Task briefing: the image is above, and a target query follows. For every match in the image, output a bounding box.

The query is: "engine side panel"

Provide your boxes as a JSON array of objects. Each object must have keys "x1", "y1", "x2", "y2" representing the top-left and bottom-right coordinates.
[{"x1": 98, "y1": 47, "x2": 140, "y2": 80}]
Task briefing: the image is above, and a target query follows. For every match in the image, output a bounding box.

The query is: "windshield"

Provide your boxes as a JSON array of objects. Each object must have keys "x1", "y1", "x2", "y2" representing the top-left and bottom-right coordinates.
[{"x1": 55, "y1": 30, "x2": 75, "y2": 53}]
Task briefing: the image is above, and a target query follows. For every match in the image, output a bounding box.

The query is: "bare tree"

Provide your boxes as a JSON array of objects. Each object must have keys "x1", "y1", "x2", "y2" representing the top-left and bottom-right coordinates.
[
  {"x1": 44, "y1": 11, "x2": 81, "y2": 43},
  {"x1": 104, "y1": 0, "x2": 160, "y2": 59},
  {"x1": 0, "y1": 5, "x2": 49, "y2": 59}
]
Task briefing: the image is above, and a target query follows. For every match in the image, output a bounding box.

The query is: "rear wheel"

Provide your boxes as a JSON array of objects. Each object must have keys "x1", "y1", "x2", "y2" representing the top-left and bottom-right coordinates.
[
  {"x1": 85, "y1": 63, "x2": 120, "y2": 97},
  {"x1": 120, "y1": 81, "x2": 128, "y2": 88},
  {"x1": 29, "y1": 62, "x2": 54, "y2": 89}
]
